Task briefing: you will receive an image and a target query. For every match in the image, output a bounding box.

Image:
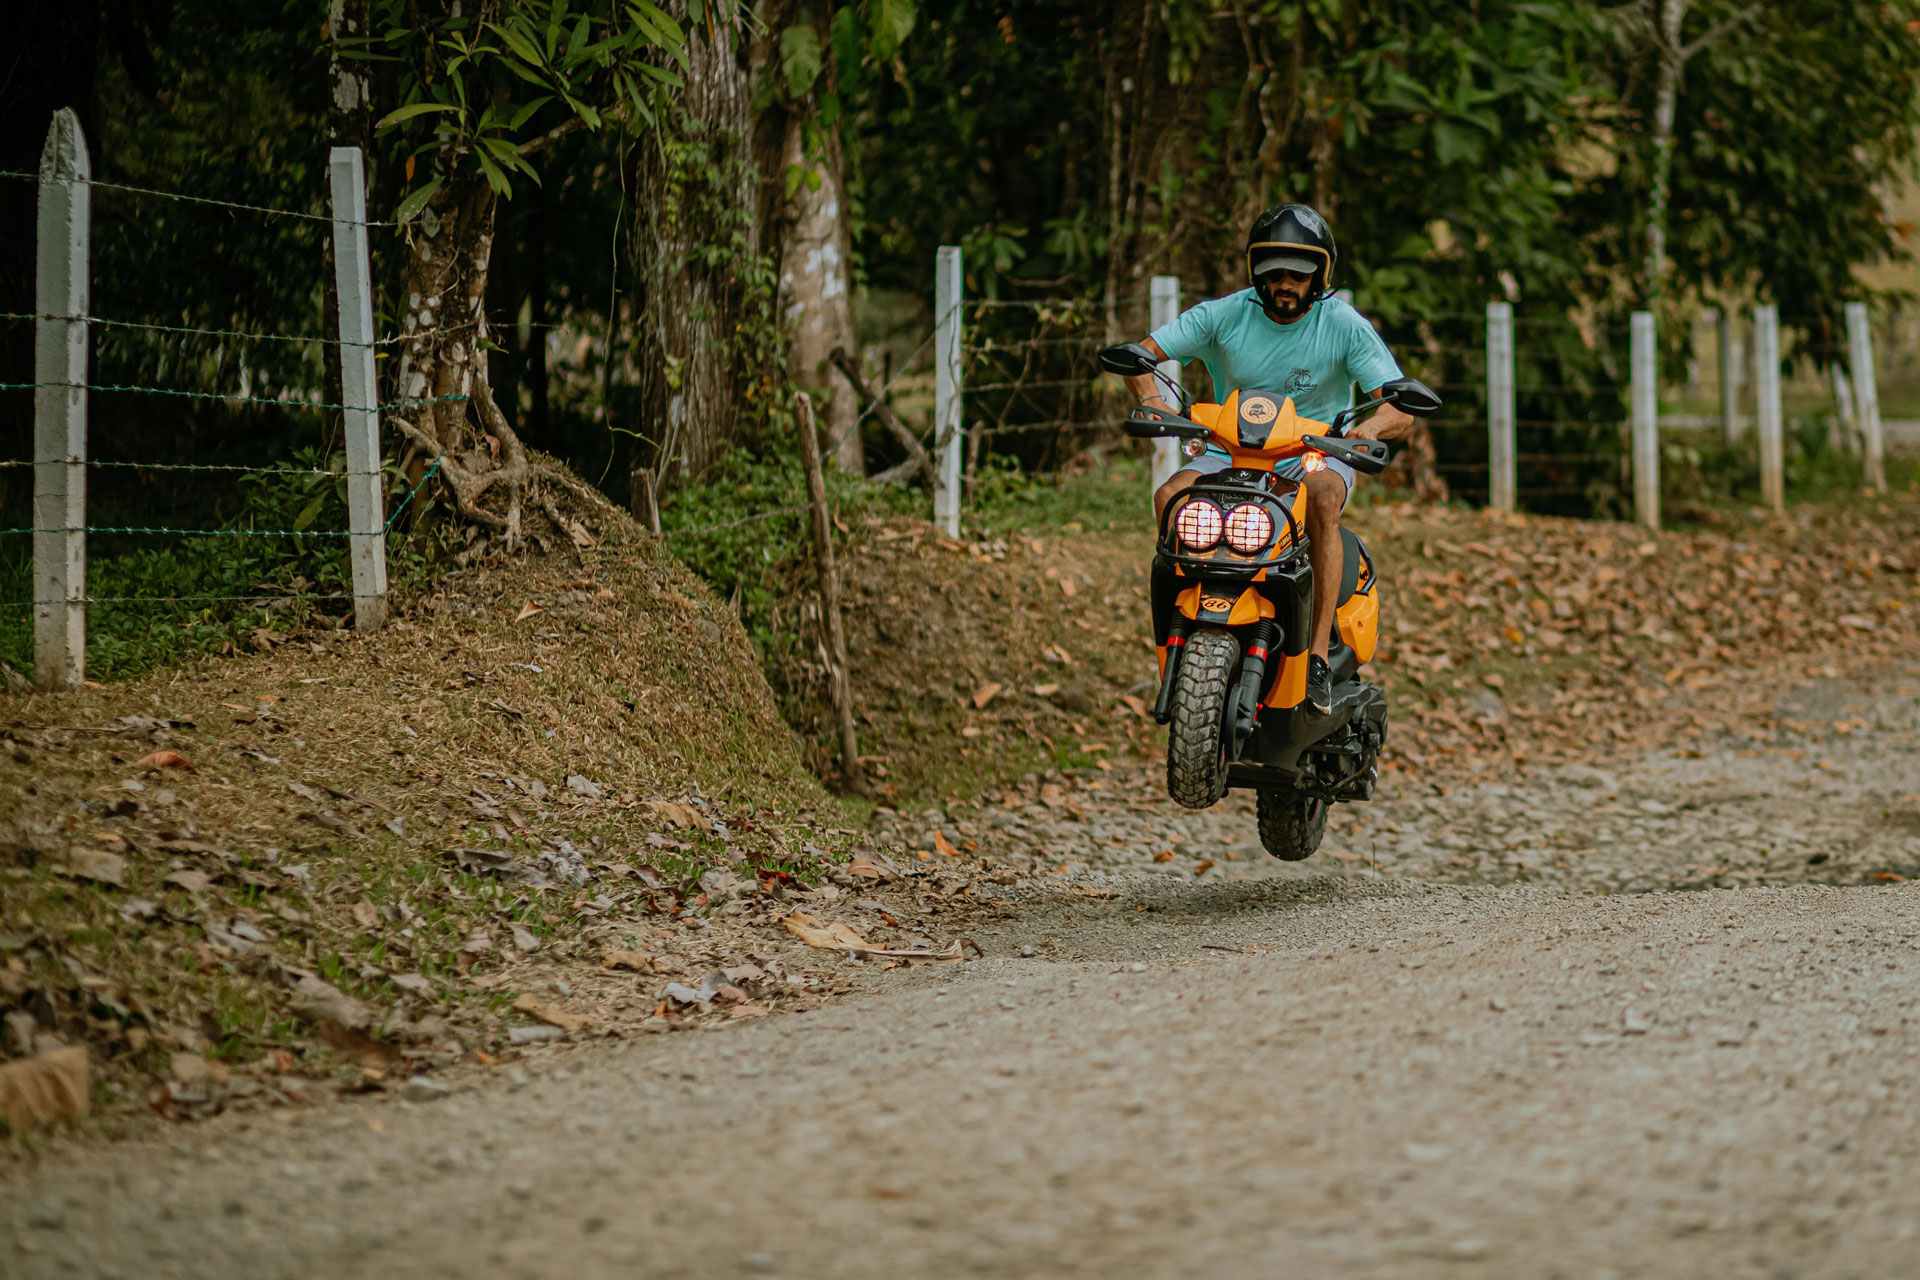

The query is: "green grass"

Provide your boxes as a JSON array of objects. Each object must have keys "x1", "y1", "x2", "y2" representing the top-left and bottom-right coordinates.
[
  {"x1": 0, "y1": 450, "x2": 458, "y2": 682},
  {"x1": 966, "y1": 455, "x2": 1155, "y2": 536}
]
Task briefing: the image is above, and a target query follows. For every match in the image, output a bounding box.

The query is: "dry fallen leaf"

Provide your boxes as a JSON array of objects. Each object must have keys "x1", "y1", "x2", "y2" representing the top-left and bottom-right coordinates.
[
  {"x1": 847, "y1": 850, "x2": 905, "y2": 882},
  {"x1": 971, "y1": 681, "x2": 1003, "y2": 710},
  {"x1": 785, "y1": 911, "x2": 872, "y2": 951},
  {"x1": 933, "y1": 831, "x2": 961, "y2": 858},
  {"x1": 0, "y1": 1047, "x2": 88, "y2": 1131},
  {"x1": 59, "y1": 848, "x2": 127, "y2": 887},
  {"x1": 512, "y1": 993, "x2": 587, "y2": 1032},
  {"x1": 729, "y1": 1003, "x2": 772, "y2": 1018},
  {"x1": 1153, "y1": 850, "x2": 1176, "y2": 863},
  {"x1": 602, "y1": 950, "x2": 652, "y2": 971},
  {"x1": 784, "y1": 911, "x2": 964, "y2": 962},
  {"x1": 351, "y1": 901, "x2": 379, "y2": 928},
  {"x1": 136, "y1": 750, "x2": 194, "y2": 771},
  {"x1": 164, "y1": 869, "x2": 212, "y2": 894},
  {"x1": 514, "y1": 600, "x2": 545, "y2": 622},
  {"x1": 643, "y1": 799, "x2": 714, "y2": 832}
]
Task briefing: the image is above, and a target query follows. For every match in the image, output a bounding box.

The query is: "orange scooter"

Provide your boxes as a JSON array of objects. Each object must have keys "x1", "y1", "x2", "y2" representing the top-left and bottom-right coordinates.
[{"x1": 1098, "y1": 342, "x2": 1441, "y2": 860}]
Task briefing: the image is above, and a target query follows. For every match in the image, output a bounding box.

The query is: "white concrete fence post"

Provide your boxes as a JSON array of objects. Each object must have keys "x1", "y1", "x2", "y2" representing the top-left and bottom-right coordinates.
[
  {"x1": 1754, "y1": 304, "x2": 1784, "y2": 511},
  {"x1": 1486, "y1": 301, "x2": 1516, "y2": 513},
  {"x1": 1844, "y1": 301, "x2": 1887, "y2": 493},
  {"x1": 933, "y1": 245, "x2": 963, "y2": 538},
  {"x1": 33, "y1": 108, "x2": 90, "y2": 690},
  {"x1": 1148, "y1": 275, "x2": 1182, "y2": 495},
  {"x1": 328, "y1": 146, "x2": 389, "y2": 631},
  {"x1": 1717, "y1": 307, "x2": 1743, "y2": 441},
  {"x1": 1630, "y1": 310, "x2": 1659, "y2": 531}
]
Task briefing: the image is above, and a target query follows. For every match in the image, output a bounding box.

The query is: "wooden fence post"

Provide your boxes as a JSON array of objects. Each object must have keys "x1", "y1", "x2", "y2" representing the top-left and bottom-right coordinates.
[
  {"x1": 933, "y1": 246, "x2": 963, "y2": 538},
  {"x1": 33, "y1": 108, "x2": 90, "y2": 690},
  {"x1": 1754, "y1": 304, "x2": 1784, "y2": 511},
  {"x1": 328, "y1": 146, "x2": 389, "y2": 631},
  {"x1": 1845, "y1": 301, "x2": 1887, "y2": 492},
  {"x1": 1149, "y1": 275, "x2": 1182, "y2": 495},
  {"x1": 795, "y1": 393, "x2": 862, "y2": 792},
  {"x1": 1486, "y1": 301, "x2": 1515, "y2": 513},
  {"x1": 1631, "y1": 310, "x2": 1659, "y2": 530}
]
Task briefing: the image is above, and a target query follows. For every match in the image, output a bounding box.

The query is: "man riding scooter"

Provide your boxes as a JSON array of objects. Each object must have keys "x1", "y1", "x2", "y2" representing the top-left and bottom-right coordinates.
[{"x1": 1121, "y1": 203, "x2": 1415, "y2": 716}]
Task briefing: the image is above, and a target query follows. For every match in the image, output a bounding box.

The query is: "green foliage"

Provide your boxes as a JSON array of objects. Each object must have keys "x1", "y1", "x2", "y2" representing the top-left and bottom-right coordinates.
[
  {"x1": 362, "y1": 0, "x2": 703, "y2": 214},
  {"x1": 779, "y1": 24, "x2": 824, "y2": 98},
  {"x1": 968, "y1": 457, "x2": 1150, "y2": 536},
  {"x1": 1587, "y1": 0, "x2": 1920, "y2": 327},
  {"x1": 660, "y1": 447, "x2": 917, "y2": 667},
  {"x1": 1661, "y1": 419, "x2": 1920, "y2": 517}
]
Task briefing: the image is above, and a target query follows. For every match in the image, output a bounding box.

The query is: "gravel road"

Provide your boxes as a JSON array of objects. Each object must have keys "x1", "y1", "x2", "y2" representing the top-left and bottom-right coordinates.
[{"x1": 7, "y1": 665, "x2": 1920, "y2": 1279}]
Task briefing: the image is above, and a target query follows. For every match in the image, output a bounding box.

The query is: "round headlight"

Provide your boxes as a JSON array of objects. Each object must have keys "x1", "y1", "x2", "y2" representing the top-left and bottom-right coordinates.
[
  {"x1": 1173, "y1": 498, "x2": 1223, "y2": 550},
  {"x1": 1223, "y1": 502, "x2": 1274, "y2": 553}
]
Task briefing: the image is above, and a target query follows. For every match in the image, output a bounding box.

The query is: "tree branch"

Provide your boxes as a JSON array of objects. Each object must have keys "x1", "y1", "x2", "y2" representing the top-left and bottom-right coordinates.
[
  {"x1": 1679, "y1": 2, "x2": 1762, "y2": 62},
  {"x1": 829, "y1": 347, "x2": 933, "y2": 489},
  {"x1": 518, "y1": 99, "x2": 630, "y2": 159}
]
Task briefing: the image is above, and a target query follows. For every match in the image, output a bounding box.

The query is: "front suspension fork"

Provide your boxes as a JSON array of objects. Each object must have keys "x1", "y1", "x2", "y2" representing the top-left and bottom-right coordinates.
[
  {"x1": 1230, "y1": 618, "x2": 1279, "y2": 746},
  {"x1": 1152, "y1": 617, "x2": 1189, "y2": 724}
]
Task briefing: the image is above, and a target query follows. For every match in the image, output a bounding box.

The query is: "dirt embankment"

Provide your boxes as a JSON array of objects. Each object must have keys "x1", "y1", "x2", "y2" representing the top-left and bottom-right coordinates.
[
  {"x1": 0, "y1": 475, "x2": 905, "y2": 1132},
  {"x1": 808, "y1": 496, "x2": 1920, "y2": 812}
]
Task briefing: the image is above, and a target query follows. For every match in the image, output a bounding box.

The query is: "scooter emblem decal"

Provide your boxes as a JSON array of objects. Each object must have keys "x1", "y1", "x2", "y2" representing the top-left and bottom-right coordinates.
[
  {"x1": 1241, "y1": 395, "x2": 1278, "y2": 425},
  {"x1": 1201, "y1": 595, "x2": 1235, "y2": 612}
]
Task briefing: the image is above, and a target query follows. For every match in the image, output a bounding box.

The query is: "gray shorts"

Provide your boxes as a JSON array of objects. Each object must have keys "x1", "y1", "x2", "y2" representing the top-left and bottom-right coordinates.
[{"x1": 1176, "y1": 445, "x2": 1353, "y2": 511}]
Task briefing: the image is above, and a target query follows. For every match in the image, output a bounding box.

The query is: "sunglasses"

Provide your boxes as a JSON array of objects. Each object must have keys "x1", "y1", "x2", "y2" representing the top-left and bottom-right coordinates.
[{"x1": 1257, "y1": 269, "x2": 1316, "y2": 286}]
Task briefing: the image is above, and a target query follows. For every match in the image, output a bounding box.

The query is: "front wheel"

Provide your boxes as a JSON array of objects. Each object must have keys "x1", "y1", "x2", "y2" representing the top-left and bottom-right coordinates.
[
  {"x1": 1166, "y1": 629, "x2": 1237, "y2": 809},
  {"x1": 1257, "y1": 786, "x2": 1328, "y2": 861}
]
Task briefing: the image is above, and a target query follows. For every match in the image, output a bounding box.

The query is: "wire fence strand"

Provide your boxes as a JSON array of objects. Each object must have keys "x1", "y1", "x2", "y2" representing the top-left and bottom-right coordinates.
[
  {"x1": 0, "y1": 168, "x2": 392, "y2": 227},
  {"x1": 0, "y1": 380, "x2": 468, "y2": 415}
]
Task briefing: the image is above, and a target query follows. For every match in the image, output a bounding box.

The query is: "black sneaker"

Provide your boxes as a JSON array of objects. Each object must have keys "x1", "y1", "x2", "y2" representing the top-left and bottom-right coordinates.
[{"x1": 1305, "y1": 655, "x2": 1333, "y2": 717}]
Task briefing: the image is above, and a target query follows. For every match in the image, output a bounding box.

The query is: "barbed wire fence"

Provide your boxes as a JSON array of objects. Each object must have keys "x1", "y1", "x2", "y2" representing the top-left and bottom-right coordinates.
[
  {"x1": 855, "y1": 246, "x2": 1914, "y2": 540},
  {"x1": 3, "y1": 109, "x2": 458, "y2": 689}
]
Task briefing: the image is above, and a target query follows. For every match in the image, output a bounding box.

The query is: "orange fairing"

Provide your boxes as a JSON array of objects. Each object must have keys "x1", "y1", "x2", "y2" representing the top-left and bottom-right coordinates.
[
  {"x1": 1337, "y1": 592, "x2": 1379, "y2": 664},
  {"x1": 1226, "y1": 589, "x2": 1275, "y2": 627},
  {"x1": 1266, "y1": 652, "x2": 1308, "y2": 709}
]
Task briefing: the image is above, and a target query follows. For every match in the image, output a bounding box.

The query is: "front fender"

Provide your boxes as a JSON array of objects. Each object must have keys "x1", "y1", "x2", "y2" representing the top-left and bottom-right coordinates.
[{"x1": 1175, "y1": 584, "x2": 1275, "y2": 627}]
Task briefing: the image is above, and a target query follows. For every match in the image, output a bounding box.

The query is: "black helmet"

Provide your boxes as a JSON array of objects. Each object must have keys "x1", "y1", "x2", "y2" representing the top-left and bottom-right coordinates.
[{"x1": 1246, "y1": 203, "x2": 1337, "y2": 297}]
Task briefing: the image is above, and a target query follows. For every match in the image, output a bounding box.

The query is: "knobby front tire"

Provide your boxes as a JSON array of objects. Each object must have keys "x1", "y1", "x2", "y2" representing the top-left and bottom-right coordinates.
[{"x1": 1166, "y1": 628, "x2": 1237, "y2": 810}]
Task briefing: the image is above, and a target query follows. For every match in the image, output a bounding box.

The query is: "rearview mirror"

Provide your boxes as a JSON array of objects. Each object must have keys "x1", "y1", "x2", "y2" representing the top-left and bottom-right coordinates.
[
  {"x1": 1097, "y1": 342, "x2": 1161, "y2": 377},
  {"x1": 1381, "y1": 378, "x2": 1442, "y2": 418}
]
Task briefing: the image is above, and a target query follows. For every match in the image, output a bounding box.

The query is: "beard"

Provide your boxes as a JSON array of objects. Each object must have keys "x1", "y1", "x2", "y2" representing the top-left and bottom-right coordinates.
[{"x1": 1261, "y1": 286, "x2": 1311, "y2": 319}]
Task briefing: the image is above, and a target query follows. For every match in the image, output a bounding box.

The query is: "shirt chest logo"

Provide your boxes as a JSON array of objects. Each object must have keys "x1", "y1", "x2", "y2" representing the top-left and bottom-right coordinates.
[{"x1": 1282, "y1": 367, "x2": 1318, "y2": 398}]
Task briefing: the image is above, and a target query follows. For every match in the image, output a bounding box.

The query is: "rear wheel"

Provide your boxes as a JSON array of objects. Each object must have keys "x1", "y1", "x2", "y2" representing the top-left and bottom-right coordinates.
[
  {"x1": 1257, "y1": 786, "x2": 1328, "y2": 861},
  {"x1": 1166, "y1": 629, "x2": 1237, "y2": 809}
]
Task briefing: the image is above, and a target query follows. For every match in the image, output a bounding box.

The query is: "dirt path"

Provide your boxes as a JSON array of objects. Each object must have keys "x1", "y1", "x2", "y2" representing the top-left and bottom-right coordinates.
[{"x1": 6, "y1": 666, "x2": 1920, "y2": 1278}]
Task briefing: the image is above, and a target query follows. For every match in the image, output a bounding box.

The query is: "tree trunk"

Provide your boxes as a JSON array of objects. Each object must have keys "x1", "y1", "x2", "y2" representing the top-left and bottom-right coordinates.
[
  {"x1": 388, "y1": 169, "x2": 530, "y2": 544},
  {"x1": 1644, "y1": 0, "x2": 1687, "y2": 306},
  {"x1": 628, "y1": 6, "x2": 758, "y2": 496},
  {"x1": 750, "y1": 2, "x2": 861, "y2": 473},
  {"x1": 772, "y1": 115, "x2": 862, "y2": 473}
]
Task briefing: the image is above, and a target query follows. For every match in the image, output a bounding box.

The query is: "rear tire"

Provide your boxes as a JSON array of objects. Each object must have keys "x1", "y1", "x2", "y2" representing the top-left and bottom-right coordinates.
[
  {"x1": 1257, "y1": 786, "x2": 1328, "y2": 861},
  {"x1": 1166, "y1": 629, "x2": 1237, "y2": 810}
]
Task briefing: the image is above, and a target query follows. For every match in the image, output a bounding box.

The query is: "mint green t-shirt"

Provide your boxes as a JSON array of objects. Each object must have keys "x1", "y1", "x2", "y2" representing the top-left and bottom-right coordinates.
[{"x1": 1149, "y1": 289, "x2": 1402, "y2": 425}]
